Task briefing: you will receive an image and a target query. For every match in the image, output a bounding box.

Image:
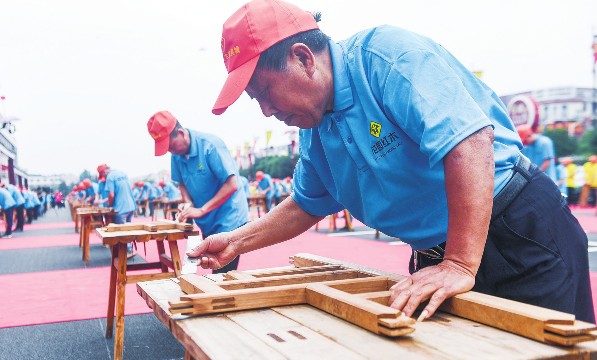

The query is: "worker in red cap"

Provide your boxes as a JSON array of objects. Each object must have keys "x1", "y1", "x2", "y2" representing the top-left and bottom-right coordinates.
[
  {"x1": 147, "y1": 110, "x2": 249, "y2": 273},
  {"x1": 516, "y1": 124, "x2": 557, "y2": 183},
  {"x1": 97, "y1": 163, "x2": 137, "y2": 257},
  {"x1": 254, "y1": 170, "x2": 274, "y2": 212},
  {"x1": 189, "y1": 0, "x2": 594, "y2": 323}
]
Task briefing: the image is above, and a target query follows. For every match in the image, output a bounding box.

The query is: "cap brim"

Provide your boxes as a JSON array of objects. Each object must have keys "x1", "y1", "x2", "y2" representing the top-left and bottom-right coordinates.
[
  {"x1": 154, "y1": 136, "x2": 170, "y2": 156},
  {"x1": 212, "y1": 55, "x2": 260, "y2": 115}
]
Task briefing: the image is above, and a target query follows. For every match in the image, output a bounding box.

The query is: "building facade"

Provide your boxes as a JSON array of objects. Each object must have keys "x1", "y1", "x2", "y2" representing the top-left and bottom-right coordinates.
[{"x1": 500, "y1": 87, "x2": 597, "y2": 135}]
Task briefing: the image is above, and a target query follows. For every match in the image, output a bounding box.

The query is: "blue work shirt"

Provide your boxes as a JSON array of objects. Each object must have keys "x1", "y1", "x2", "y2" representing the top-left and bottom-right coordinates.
[
  {"x1": 292, "y1": 26, "x2": 522, "y2": 250},
  {"x1": 522, "y1": 134, "x2": 556, "y2": 183},
  {"x1": 162, "y1": 182, "x2": 181, "y2": 200},
  {"x1": 5, "y1": 184, "x2": 25, "y2": 206},
  {"x1": 257, "y1": 174, "x2": 274, "y2": 199},
  {"x1": 0, "y1": 188, "x2": 16, "y2": 209},
  {"x1": 97, "y1": 181, "x2": 109, "y2": 207},
  {"x1": 105, "y1": 169, "x2": 136, "y2": 215},
  {"x1": 171, "y1": 129, "x2": 248, "y2": 236},
  {"x1": 86, "y1": 182, "x2": 98, "y2": 198},
  {"x1": 154, "y1": 185, "x2": 164, "y2": 198},
  {"x1": 147, "y1": 183, "x2": 158, "y2": 200}
]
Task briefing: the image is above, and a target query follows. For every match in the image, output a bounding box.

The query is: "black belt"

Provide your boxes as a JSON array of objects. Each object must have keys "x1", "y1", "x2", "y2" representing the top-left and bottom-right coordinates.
[
  {"x1": 412, "y1": 155, "x2": 532, "y2": 271},
  {"x1": 491, "y1": 155, "x2": 532, "y2": 221}
]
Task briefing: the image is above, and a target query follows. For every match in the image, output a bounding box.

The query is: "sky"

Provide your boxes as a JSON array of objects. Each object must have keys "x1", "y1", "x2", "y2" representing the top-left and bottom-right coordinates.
[{"x1": 0, "y1": 0, "x2": 596, "y2": 179}]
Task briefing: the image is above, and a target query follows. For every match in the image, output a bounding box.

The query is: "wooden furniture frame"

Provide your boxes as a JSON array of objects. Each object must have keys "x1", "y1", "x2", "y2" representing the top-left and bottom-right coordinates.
[
  {"x1": 96, "y1": 221, "x2": 199, "y2": 360},
  {"x1": 76, "y1": 207, "x2": 115, "y2": 264},
  {"x1": 315, "y1": 209, "x2": 353, "y2": 232},
  {"x1": 138, "y1": 253, "x2": 597, "y2": 360}
]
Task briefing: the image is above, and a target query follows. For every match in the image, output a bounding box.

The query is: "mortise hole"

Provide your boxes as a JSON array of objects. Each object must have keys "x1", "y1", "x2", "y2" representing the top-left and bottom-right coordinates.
[
  {"x1": 288, "y1": 330, "x2": 306, "y2": 340},
  {"x1": 267, "y1": 333, "x2": 285, "y2": 343}
]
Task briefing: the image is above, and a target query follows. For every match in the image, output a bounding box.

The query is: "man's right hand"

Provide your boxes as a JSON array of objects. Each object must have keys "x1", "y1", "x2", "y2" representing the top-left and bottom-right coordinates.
[{"x1": 186, "y1": 232, "x2": 238, "y2": 270}]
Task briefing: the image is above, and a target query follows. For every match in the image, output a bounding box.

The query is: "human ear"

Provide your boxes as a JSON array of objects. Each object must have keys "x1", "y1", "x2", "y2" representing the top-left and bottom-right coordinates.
[{"x1": 290, "y1": 43, "x2": 315, "y2": 77}]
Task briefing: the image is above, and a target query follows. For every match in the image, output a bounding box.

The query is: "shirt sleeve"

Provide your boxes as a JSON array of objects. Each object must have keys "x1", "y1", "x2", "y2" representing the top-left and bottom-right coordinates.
[
  {"x1": 171, "y1": 158, "x2": 182, "y2": 183},
  {"x1": 379, "y1": 50, "x2": 493, "y2": 167},
  {"x1": 206, "y1": 140, "x2": 237, "y2": 184},
  {"x1": 105, "y1": 176, "x2": 115, "y2": 193},
  {"x1": 291, "y1": 156, "x2": 343, "y2": 217}
]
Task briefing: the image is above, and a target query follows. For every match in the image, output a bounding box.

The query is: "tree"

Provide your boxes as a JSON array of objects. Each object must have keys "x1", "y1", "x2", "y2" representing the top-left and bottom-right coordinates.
[
  {"x1": 543, "y1": 129, "x2": 577, "y2": 157},
  {"x1": 251, "y1": 155, "x2": 295, "y2": 179},
  {"x1": 577, "y1": 130, "x2": 597, "y2": 157}
]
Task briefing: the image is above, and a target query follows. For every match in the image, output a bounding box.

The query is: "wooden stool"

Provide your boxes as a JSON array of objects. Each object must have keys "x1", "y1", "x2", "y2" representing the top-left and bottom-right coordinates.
[
  {"x1": 96, "y1": 222, "x2": 199, "y2": 360},
  {"x1": 315, "y1": 209, "x2": 353, "y2": 232}
]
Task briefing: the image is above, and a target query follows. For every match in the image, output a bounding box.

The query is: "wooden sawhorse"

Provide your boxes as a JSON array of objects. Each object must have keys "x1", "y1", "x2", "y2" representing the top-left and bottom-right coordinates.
[{"x1": 96, "y1": 221, "x2": 199, "y2": 360}]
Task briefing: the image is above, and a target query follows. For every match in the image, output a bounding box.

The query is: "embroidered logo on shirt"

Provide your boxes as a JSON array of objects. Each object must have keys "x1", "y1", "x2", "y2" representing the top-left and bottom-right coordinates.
[
  {"x1": 370, "y1": 121, "x2": 382, "y2": 138},
  {"x1": 198, "y1": 163, "x2": 203, "y2": 170},
  {"x1": 372, "y1": 132, "x2": 402, "y2": 161}
]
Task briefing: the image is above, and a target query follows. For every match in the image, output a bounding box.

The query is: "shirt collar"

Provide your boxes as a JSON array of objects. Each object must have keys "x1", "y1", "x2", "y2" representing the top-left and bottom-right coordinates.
[
  {"x1": 323, "y1": 40, "x2": 354, "y2": 131},
  {"x1": 186, "y1": 129, "x2": 197, "y2": 158}
]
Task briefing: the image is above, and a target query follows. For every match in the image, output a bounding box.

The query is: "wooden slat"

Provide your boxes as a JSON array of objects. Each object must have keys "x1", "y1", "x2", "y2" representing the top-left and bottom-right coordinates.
[
  {"x1": 544, "y1": 321, "x2": 597, "y2": 336},
  {"x1": 179, "y1": 274, "x2": 227, "y2": 294},
  {"x1": 170, "y1": 285, "x2": 307, "y2": 315},
  {"x1": 246, "y1": 265, "x2": 344, "y2": 278},
  {"x1": 217, "y1": 270, "x2": 366, "y2": 290},
  {"x1": 224, "y1": 270, "x2": 257, "y2": 280}
]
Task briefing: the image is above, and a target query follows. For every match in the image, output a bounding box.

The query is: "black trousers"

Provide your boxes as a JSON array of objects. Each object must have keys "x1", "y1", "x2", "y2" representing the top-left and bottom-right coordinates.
[
  {"x1": 4, "y1": 207, "x2": 14, "y2": 236},
  {"x1": 14, "y1": 204, "x2": 25, "y2": 231},
  {"x1": 410, "y1": 167, "x2": 595, "y2": 323}
]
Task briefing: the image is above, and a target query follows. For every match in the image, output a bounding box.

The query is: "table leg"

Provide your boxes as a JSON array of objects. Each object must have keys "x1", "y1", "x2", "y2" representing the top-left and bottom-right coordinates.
[
  {"x1": 84, "y1": 218, "x2": 91, "y2": 264},
  {"x1": 78, "y1": 216, "x2": 84, "y2": 248},
  {"x1": 114, "y1": 243, "x2": 128, "y2": 360},
  {"x1": 75, "y1": 213, "x2": 79, "y2": 233},
  {"x1": 156, "y1": 241, "x2": 169, "y2": 272},
  {"x1": 168, "y1": 240, "x2": 182, "y2": 276},
  {"x1": 105, "y1": 244, "x2": 118, "y2": 338}
]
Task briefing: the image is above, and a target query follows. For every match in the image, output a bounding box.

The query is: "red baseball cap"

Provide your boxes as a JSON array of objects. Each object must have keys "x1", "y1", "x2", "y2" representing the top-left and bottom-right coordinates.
[
  {"x1": 212, "y1": 0, "x2": 318, "y2": 115},
  {"x1": 148, "y1": 110, "x2": 177, "y2": 156},
  {"x1": 97, "y1": 164, "x2": 108, "y2": 174}
]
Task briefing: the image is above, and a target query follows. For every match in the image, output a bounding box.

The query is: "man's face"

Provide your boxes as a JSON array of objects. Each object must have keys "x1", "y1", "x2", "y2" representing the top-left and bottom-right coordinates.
[
  {"x1": 246, "y1": 65, "x2": 325, "y2": 129},
  {"x1": 168, "y1": 129, "x2": 188, "y2": 155}
]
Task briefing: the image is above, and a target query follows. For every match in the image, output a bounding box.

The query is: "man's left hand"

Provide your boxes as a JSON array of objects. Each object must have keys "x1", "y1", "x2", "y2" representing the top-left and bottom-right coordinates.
[
  {"x1": 388, "y1": 260, "x2": 475, "y2": 320},
  {"x1": 178, "y1": 207, "x2": 206, "y2": 222}
]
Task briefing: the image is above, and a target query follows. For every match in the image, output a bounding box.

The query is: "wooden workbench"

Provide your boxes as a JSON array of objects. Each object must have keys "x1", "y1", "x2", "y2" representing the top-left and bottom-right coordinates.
[{"x1": 137, "y1": 255, "x2": 597, "y2": 359}]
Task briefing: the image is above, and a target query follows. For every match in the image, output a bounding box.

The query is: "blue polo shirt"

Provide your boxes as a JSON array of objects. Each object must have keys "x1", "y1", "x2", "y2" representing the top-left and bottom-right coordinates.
[
  {"x1": 105, "y1": 169, "x2": 136, "y2": 215},
  {"x1": 4, "y1": 184, "x2": 25, "y2": 206},
  {"x1": 292, "y1": 26, "x2": 522, "y2": 250},
  {"x1": 86, "y1": 182, "x2": 98, "y2": 198},
  {"x1": 257, "y1": 174, "x2": 274, "y2": 199},
  {"x1": 97, "y1": 181, "x2": 109, "y2": 207},
  {"x1": 522, "y1": 134, "x2": 556, "y2": 183},
  {"x1": 0, "y1": 188, "x2": 16, "y2": 210},
  {"x1": 171, "y1": 129, "x2": 248, "y2": 236},
  {"x1": 162, "y1": 182, "x2": 181, "y2": 200}
]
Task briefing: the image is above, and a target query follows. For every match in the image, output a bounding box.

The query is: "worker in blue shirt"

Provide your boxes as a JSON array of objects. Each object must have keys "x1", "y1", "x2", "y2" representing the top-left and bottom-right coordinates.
[
  {"x1": 255, "y1": 171, "x2": 274, "y2": 212},
  {"x1": 98, "y1": 164, "x2": 137, "y2": 257},
  {"x1": 0, "y1": 186, "x2": 16, "y2": 237},
  {"x1": 147, "y1": 110, "x2": 249, "y2": 273},
  {"x1": 95, "y1": 176, "x2": 109, "y2": 208},
  {"x1": 517, "y1": 125, "x2": 557, "y2": 183},
  {"x1": 2, "y1": 182, "x2": 26, "y2": 232},
  {"x1": 189, "y1": 0, "x2": 594, "y2": 323}
]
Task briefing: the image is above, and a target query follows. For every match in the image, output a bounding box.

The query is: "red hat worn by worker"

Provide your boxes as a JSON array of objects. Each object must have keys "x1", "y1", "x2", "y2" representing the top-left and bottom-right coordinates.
[
  {"x1": 83, "y1": 178, "x2": 91, "y2": 188},
  {"x1": 97, "y1": 164, "x2": 108, "y2": 174},
  {"x1": 516, "y1": 124, "x2": 534, "y2": 146},
  {"x1": 147, "y1": 111, "x2": 177, "y2": 156},
  {"x1": 212, "y1": 0, "x2": 319, "y2": 115}
]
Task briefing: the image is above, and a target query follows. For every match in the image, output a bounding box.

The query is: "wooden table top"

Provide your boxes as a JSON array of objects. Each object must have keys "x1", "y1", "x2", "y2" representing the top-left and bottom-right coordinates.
[{"x1": 137, "y1": 273, "x2": 597, "y2": 360}]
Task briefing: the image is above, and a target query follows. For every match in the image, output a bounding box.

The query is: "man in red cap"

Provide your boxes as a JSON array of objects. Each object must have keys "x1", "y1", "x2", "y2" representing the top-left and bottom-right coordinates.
[
  {"x1": 147, "y1": 110, "x2": 249, "y2": 273},
  {"x1": 97, "y1": 163, "x2": 137, "y2": 257},
  {"x1": 189, "y1": 0, "x2": 595, "y2": 323},
  {"x1": 516, "y1": 124, "x2": 557, "y2": 183}
]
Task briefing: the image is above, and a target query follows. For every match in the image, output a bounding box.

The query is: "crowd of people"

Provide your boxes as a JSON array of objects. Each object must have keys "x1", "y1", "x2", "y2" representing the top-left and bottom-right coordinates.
[{"x1": 0, "y1": 180, "x2": 61, "y2": 238}]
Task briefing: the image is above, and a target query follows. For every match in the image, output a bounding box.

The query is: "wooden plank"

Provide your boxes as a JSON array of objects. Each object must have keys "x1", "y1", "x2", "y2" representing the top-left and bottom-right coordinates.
[
  {"x1": 543, "y1": 332, "x2": 597, "y2": 347},
  {"x1": 172, "y1": 314, "x2": 287, "y2": 360},
  {"x1": 179, "y1": 274, "x2": 227, "y2": 294},
  {"x1": 291, "y1": 253, "x2": 406, "y2": 280},
  {"x1": 305, "y1": 283, "x2": 414, "y2": 336},
  {"x1": 439, "y1": 291, "x2": 574, "y2": 343},
  {"x1": 170, "y1": 285, "x2": 307, "y2": 315},
  {"x1": 544, "y1": 321, "x2": 597, "y2": 336},
  {"x1": 227, "y1": 309, "x2": 367, "y2": 360},
  {"x1": 223, "y1": 270, "x2": 257, "y2": 280},
  {"x1": 217, "y1": 270, "x2": 366, "y2": 290},
  {"x1": 127, "y1": 272, "x2": 175, "y2": 283},
  {"x1": 247, "y1": 265, "x2": 345, "y2": 278}
]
